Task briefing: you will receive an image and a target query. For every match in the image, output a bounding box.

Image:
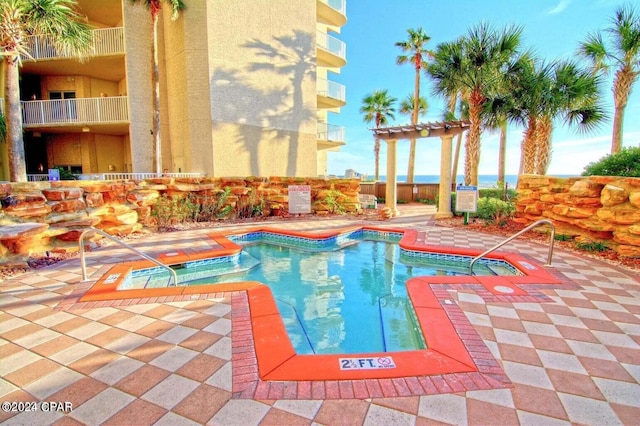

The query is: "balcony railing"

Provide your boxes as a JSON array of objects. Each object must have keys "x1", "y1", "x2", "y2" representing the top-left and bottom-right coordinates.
[
  {"x1": 22, "y1": 96, "x2": 129, "y2": 126},
  {"x1": 316, "y1": 31, "x2": 346, "y2": 61},
  {"x1": 27, "y1": 172, "x2": 204, "y2": 182},
  {"x1": 317, "y1": 78, "x2": 345, "y2": 103},
  {"x1": 317, "y1": 123, "x2": 345, "y2": 142},
  {"x1": 323, "y1": 0, "x2": 346, "y2": 15},
  {"x1": 22, "y1": 27, "x2": 125, "y2": 61}
]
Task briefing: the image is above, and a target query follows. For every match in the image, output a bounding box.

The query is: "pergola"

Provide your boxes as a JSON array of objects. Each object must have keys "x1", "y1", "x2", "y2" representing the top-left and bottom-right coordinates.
[{"x1": 371, "y1": 120, "x2": 471, "y2": 218}]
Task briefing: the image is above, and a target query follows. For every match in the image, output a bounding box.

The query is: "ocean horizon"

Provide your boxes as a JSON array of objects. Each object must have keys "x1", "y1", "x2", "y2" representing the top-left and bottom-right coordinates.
[{"x1": 362, "y1": 174, "x2": 577, "y2": 189}]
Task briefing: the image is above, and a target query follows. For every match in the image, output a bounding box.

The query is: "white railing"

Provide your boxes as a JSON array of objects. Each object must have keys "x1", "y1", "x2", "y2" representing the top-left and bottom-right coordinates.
[
  {"x1": 27, "y1": 172, "x2": 204, "y2": 182},
  {"x1": 326, "y1": 0, "x2": 346, "y2": 15},
  {"x1": 317, "y1": 78, "x2": 345, "y2": 102},
  {"x1": 316, "y1": 31, "x2": 346, "y2": 60},
  {"x1": 317, "y1": 123, "x2": 345, "y2": 142},
  {"x1": 22, "y1": 27, "x2": 125, "y2": 61},
  {"x1": 22, "y1": 96, "x2": 128, "y2": 126},
  {"x1": 0, "y1": 97, "x2": 4, "y2": 115}
]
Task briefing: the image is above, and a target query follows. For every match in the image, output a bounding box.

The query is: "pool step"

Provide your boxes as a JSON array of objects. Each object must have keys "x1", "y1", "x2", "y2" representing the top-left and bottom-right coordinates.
[{"x1": 120, "y1": 251, "x2": 262, "y2": 289}]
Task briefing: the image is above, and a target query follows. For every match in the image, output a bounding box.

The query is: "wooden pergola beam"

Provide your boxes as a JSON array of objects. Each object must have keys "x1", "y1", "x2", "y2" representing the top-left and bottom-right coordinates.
[{"x1": 372, "y1": 120, "x2": 470, "y2": 140}]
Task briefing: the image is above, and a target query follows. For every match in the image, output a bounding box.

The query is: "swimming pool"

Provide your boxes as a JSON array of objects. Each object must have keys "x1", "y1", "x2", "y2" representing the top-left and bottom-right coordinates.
[{"x1": 119, "y1": 229, "x2": 521, "y2": 355}]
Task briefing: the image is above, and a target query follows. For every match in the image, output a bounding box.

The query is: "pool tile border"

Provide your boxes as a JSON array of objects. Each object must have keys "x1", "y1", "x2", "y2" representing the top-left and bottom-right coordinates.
[{"x1": 57, "y1": 225, "x2": 577, "y2": 398}]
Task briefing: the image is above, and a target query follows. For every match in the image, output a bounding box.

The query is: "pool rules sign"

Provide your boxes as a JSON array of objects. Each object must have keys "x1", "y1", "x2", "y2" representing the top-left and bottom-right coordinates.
[
  {"x1": 288, "y1": 185, "x2": 311, "y2": 214},
  {"x1": 455, "y1": 185, "x2": 478, "y2": 212}
]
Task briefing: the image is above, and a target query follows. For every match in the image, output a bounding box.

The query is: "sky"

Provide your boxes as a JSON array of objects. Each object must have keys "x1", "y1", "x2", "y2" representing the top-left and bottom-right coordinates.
[{"x1": 325, "y1": 0, "x2": 640, "y2": 177}]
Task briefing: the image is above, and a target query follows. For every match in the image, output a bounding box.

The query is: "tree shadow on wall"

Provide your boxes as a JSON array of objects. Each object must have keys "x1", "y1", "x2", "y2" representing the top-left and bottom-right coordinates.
[
  {"x1": 242, "y1": 30, "x2": 315, "y2": 177},
  {"x1": 210, "y1": 68, "x2": 289, "y2": 176}
]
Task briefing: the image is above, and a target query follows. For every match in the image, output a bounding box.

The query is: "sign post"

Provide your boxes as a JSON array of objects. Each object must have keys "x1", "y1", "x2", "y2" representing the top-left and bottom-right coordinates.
[
  {"x1": 455, "y1": 185, "x2": 478, "y2": 225},
  {"x1": 288, "y1": 185, "x2": 311, "y2": 214}
]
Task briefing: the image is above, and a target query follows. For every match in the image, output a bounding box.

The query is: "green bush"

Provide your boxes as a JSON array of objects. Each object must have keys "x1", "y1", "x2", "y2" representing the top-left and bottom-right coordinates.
[
  {"x1": 151, "y1": 194, "x2": 194, "y2": 230},
  {"x1": 236, "y1": 189, "x2": 265, "y2": 219},
  {"x1": 582, "y1": 146, "x2": 640, "y2": 177},
  {"x1": 435, "y1": 191, "x2": 516, "y2": 222},
  {"x1": 473, "y1": 197, "x2": 515, "y2": 225},
  {"x1": 186, "y1": 188, "x2": 232, "y2": 222},
  {"x1": 575, "y1": 240, "x2": 608, "y2": 252},
  {"x1": 479, "y1": 187, "x2": 517, "y2": 201},
  {"x1": 53, "y1": 166, "x2": 78, "y2": 180}
]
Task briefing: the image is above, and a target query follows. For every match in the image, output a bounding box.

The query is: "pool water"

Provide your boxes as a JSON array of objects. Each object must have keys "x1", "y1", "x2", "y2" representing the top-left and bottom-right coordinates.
[{"x1": 122, "y1": 233, "x2": 518, "y2": 355}]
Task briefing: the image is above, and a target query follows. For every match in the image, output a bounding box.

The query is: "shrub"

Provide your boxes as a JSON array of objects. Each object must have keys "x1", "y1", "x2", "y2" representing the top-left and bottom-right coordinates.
[
  {"x1": 151, "y1": 194, "x2": 194, "y2": 230},
  {"x1": 582, "y1": 146, "x2": 640, "y2": 177},
  {"x1": 236, "y1": 190, "x2": 265, "y2": 219},
  {"x1": 53, "y1": 166, "x2": 78, "y2": 180},
  {"x1": 575, "y1": 240, "x2": 608, "y2": 252},
  {"x1": 479, "y1": 187, "x2": 517, "y2": 201},
  {"x1": 473, "y1": 197, "x2": 515, "y2": 225},
  {"x1": 186, "y1": 188, "x2": 232, "y2": 222}
]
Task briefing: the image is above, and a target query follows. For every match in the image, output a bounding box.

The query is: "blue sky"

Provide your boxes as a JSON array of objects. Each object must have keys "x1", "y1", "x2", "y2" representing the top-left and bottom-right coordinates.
[{"x1": 325, "y1": 0, "x2": 640, "y2": 177}]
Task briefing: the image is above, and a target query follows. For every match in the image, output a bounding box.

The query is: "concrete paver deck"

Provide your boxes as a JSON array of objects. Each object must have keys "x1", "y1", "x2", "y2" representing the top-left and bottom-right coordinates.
[{"x1": 1, "y1": 205, "x2": 639, "y2": 425}]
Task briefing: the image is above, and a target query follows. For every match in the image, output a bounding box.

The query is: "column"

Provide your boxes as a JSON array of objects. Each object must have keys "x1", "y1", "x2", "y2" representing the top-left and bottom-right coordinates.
[
  {"x1": 385, "y1": 139, "x2": 399, "y2": 216},
  {"x1": 435, "y1": 135, "x2": 454, "y2": 219}
]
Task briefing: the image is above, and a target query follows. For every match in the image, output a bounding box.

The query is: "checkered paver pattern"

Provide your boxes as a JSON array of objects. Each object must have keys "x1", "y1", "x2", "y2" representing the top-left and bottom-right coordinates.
[{"x1": 1, "y1": 205, "x2": 639, "y2": 425}]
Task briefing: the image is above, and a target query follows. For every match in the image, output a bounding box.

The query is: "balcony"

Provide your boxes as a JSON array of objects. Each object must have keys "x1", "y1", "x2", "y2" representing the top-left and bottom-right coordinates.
[
  {"x1": 317, "y1": 123, "x2": 345, "y2": 150},
  {"x1": 317, "y1": 0, "x2": 347, "y2": 27},
  {"x1": 22, "y1": 27, "x2": 125, "y2": 61},
  {"x1": 22, "y1": 96, "x2": 129, "y2": 128},
  {"x1": 317, "y1": 78, "x2": 346, "y2": 108},
  {"x1": 317, "y1": 31, "x2": 346, "y2": 68}
]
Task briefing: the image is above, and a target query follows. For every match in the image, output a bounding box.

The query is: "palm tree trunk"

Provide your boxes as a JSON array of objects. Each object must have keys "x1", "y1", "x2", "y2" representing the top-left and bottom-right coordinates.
[
  {"x1": 6, "y1": 57, "x2": 27, "y2": 182},
  {"x1": 535, "y1": 116, "x2": 553, "y2": 175},
  {"x1": 407, "y1": 65, "x2": 421, "y2": 183},
  {"x1": 497, "y1": 121, "x2": 507, "y2": 189},
  {"x1": 407, "y1": 138, "x2": 416, "y2": 183},
  {"x1": 152, "y1": 12, "x2": 162, "y2": 174},
  {"x1": 451, "y1": 133, "x2": 462, "y2": 184},
  {"x1": 521, "y1": 119, "x2": 537, "y2": 174},
  {"x1": 611, "y1": 69, "x2": 633, "y2": 154},
  {"x1": 374, "y1": 138, "x2": 380, "y2": 180},
  {"x1": 465, "y1": 97, "x2": 483, "y2": 186}
]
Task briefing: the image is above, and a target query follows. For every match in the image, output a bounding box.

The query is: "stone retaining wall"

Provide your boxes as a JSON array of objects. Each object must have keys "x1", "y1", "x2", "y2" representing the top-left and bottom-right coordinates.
[
  {"x1": 515, "y1": 175, "x2": 640, "y2": 257},
  {"x1": 0, "y1": 177, "x2": 361, "y2": 261}
]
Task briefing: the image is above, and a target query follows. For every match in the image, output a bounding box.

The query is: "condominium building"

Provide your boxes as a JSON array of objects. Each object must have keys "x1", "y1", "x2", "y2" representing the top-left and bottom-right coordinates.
[{"x1": 0, "y1": 0, "x2": 347, "y2": 180}]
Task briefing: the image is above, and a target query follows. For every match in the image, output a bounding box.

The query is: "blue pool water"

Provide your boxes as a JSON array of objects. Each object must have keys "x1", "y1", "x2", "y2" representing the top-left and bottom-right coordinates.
[{"x1": 120, "y1": 232, "x2": 520, "y2": 355}]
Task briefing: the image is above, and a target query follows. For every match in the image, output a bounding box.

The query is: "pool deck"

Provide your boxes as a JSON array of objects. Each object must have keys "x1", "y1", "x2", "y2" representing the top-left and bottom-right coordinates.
[{"x1": 1, "y1": 204, "x2": 639, "y2": 425}]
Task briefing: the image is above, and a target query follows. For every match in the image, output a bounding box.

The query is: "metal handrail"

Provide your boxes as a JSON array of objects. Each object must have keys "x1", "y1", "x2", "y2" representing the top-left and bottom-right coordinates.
[
  {"x1": 469, "y1": 219, "x2": 556, "y2": 275},
  {"x1": 79, "y1": 227, "x2": 179, "y2": 286}
]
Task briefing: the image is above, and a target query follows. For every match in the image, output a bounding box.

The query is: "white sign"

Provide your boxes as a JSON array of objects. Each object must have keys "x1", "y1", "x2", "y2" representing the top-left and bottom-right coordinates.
[
  {"x1": 339, "y1": 356, "x2": 396, "y2": 370},
  {"x1": 288, "y1": 185, "x2": 311, "y2": 214},
  {"x1": 455, "y1": 185, "x2": 478, "y2": 212}
]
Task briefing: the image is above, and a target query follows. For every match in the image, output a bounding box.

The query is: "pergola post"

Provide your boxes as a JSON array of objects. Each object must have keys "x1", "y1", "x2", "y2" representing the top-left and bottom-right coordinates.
[
  {"x1": 435, "y1": 134, "x2": 454, "y2": 219},
  {"x1": 385, "y1": 138, "x2": 399, "y2": 217}
]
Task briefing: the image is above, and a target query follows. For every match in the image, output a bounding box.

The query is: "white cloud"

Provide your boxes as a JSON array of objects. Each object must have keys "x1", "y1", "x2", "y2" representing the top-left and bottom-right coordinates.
[{"x1": 547, "y1": 0, "x2": 571, "y2": 15}]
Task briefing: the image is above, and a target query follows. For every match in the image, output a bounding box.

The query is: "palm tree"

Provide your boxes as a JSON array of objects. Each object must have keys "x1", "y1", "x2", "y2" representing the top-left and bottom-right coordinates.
[
  {"x1": 514, "y1": 59, "x2": 605, "y2": 174},
  {"x1": 129, "y1": 0, "x2": 186, "y2": 174},
  {"x1": 0, "y1": 0, "x2": 91, "y2": 182},
  {"x1": 396, "y1": 28, "x2": 433, "y2": 183},
  {"x1": 535, "y1": 61, "x2": 605, "y2": 174},
  {"x1": 360, "y1": 90, "x2": 397, "y2": 180},
  {"x1": 427, "y1": 23, "x2": 523, "y2": 186},
  {"x1": 399, "y1": 94, "x2": 428, "y2": 181},
  {"x1": 482, "y1": 52, "x2": 532, "y2": 187},
  {"x1": 578, "y1": 4, "x2": 640, "y2": 153}
]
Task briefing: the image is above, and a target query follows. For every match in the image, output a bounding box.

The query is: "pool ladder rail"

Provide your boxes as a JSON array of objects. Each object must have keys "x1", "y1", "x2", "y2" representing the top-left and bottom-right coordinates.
[
  {"x1": 79, "y1": 227, "x2": 179, "y2": 286},
  {"x1": 469, "y1": 219, "x2": 556, "y2": 276}
]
